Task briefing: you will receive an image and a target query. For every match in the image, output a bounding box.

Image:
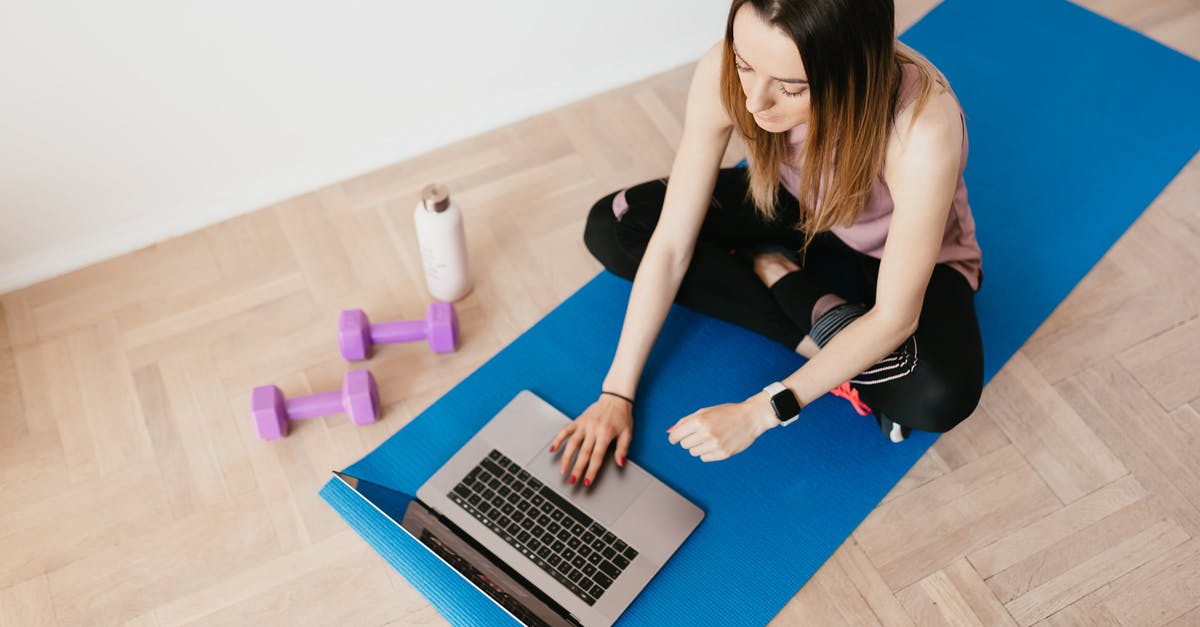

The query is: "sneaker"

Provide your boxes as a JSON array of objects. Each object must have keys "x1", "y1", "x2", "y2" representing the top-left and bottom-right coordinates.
[
  {"x1": 875, "y1": 410, "x2": 911, "y2": 443},
  {"x1": 829, "y1": 382, "x2": 910, "y2": 443}
]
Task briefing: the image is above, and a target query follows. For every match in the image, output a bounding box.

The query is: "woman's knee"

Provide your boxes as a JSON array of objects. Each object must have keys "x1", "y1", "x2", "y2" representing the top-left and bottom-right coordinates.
[
  {"x1": 583, "y1": 191, "x2": 617, "y2": 250},
  {"x1": 584, "y1": 178, "x2": 672, "y2": 272},
  {"x1": 583, "y1": 190, "x2": 643, "y2": 279},
  {"x1": 904, "y1": 365, "x2": 983, "y2": 433}
]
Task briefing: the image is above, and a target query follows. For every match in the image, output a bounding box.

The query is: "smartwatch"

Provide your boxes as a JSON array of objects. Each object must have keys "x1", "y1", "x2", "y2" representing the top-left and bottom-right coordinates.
[{"x1": 763, "y1": 381, "x2": 802, "y2": 426}]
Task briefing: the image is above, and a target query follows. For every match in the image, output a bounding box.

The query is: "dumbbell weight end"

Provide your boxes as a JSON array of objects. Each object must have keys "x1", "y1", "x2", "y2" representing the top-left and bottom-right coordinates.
[
  {"x1": 251, "y1": 385, "x2": 288, "y2": 440},
  {"x1": 339, "y1": 303, "x2": 459, "y2": 359},
  {"x1": 372, "y1": 302, "x2": 458, "y2": 353},
  {"x1": 339, "y1": 309, "x2": 372, "y2": 361},
  {"x1": 250, "y1": 370, "x2": 380, "y2": 440},
  {"x1": 342, "y1": 369, "x2": 381, "y2": 425}
]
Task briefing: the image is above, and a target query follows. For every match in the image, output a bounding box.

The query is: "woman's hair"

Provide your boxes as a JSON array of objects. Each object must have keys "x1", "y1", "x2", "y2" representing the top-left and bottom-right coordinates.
[{"x1": 719, "y1": 0, "x2": 947, "y2": 259}]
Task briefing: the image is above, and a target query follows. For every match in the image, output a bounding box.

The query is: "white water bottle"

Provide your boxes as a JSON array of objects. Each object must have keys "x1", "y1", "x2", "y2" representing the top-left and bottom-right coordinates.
[{"x1": 413, "y1": 183, "x2": 472, "y2": 301}]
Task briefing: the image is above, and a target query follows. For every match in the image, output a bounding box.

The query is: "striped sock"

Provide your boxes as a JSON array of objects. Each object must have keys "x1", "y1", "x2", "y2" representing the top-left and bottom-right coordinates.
[
  {"x1": 809, "y1": 303, "x2": 867, "y2": 348},
  {"x1": 809, "y1": 303, "x2": 919, "y2": 385}
]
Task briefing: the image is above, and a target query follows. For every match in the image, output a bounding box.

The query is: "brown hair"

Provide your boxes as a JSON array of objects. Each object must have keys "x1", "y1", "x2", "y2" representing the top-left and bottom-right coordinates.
[{"x1": 719, "y1": 0, "x2": 946, "y2": 259}]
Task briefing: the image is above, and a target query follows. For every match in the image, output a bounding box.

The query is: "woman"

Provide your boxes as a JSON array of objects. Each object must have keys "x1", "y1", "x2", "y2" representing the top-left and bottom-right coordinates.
[{"x1": 551, "y1": 0, "x2": 984, "y2": 487}]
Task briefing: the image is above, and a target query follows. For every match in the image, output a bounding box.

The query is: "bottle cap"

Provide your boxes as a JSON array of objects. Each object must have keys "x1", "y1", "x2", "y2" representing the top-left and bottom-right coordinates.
[{"x1": 420, "y1": 184, "x2": 451, "y2": 213}]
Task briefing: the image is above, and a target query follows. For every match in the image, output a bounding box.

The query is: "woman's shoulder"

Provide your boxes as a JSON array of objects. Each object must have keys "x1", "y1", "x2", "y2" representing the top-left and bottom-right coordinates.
[
  {"x1": 686, "y1": 40, "x2": 736, "y2": 134},
  {"x1": 890, "y1": 62, "x2": 963, "y2": 152},
  {"x1": 881, "y1": 65, "x2": 965, "y2": 193},
  {"x1": 691, "y1": 40, "x2": 726, "y2": 100},
  {"x1": 698, "y1": 39, "x2": 725, "y2": 72}
]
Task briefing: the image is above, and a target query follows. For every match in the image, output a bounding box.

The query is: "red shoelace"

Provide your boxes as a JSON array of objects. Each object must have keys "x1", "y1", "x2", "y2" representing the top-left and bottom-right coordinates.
[{"x1": 830, "y1": 381, "x2": 872, "y2": 416}]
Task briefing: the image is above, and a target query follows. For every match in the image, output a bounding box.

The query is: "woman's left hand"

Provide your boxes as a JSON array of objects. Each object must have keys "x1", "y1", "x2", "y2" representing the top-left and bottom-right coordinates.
[{"x1": 667, "y1": 395, "x2": 778, "y2": 462}]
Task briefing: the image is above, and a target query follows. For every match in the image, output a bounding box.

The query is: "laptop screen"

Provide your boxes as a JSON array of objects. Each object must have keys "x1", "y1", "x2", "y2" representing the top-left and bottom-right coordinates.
[{"x1": 335, "y1": 472, "x2": 581, "y2": 627}]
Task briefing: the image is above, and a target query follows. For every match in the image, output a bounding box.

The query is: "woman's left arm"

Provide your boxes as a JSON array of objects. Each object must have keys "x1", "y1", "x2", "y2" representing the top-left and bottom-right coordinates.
[{"x1": 669, "y1": 89, "x2": 965, "y2": 461}]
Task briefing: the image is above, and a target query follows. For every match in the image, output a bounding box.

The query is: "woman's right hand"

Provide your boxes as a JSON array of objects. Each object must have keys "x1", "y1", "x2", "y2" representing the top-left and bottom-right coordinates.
[{"x1": 549, "y1": 395, "x2": 634, "y2": 488}]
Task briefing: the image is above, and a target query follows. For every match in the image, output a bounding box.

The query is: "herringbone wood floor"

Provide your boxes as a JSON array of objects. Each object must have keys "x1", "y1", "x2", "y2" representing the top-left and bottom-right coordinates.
[{"x1": 3, "y1": 1, "x2": 1199, "y2": 624}]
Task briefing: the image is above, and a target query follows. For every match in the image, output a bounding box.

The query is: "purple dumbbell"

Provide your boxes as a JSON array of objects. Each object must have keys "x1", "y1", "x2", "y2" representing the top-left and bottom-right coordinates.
[
  {"x1": 250, "y1": 369, "x2": 380, "y2": 440},
  {"x1": 338, "y1": 302, "x2": 459, "y2": 360}
]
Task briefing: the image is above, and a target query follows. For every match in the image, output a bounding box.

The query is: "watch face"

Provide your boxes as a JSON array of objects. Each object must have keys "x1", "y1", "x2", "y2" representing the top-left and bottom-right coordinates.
[{"x1": 770, "y1": 389, "x2": 802, "y2": 423}]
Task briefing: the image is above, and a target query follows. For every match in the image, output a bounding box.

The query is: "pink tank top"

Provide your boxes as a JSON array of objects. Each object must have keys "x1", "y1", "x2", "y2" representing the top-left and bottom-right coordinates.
[{"x1": 778, "y1": 61, "x2": 983, "y2": 291}]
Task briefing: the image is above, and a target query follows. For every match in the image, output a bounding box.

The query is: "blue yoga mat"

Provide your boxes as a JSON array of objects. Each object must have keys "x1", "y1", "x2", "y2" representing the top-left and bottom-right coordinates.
[{"x1": 321, "y1": 0, "x2": 1200, "y2": 624}]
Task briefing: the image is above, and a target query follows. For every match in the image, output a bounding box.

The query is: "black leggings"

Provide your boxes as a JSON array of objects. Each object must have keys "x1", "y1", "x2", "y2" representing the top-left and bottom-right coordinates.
[{"x1": 583, "y1": 168, "x2": 984, "y2": 433}]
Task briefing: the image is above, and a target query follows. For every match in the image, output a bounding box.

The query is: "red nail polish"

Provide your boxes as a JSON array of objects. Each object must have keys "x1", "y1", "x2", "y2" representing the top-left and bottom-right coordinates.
[
  {"x1": 569, "y1": 475, "x2": 577, "y2": 485},
  {"x1": 583, "y1": 478, "x2": 591, "y2": 487},
  {"x1": 549, "y1": 444, "x2": 556, "y2": 453},
  {"x1": 618, "y1": 456, "x2": 625, "y2": 466}
]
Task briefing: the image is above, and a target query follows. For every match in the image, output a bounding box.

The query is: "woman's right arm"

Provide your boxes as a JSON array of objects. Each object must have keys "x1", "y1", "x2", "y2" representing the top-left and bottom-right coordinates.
[{"x1": 552, "y1": 41, "x2": 735, "y2": 486}]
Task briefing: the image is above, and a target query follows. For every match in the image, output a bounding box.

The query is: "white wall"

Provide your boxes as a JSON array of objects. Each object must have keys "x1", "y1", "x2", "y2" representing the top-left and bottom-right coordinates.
[{"x1": 0, "y1": 1, "x2": 730, "y2": 293}]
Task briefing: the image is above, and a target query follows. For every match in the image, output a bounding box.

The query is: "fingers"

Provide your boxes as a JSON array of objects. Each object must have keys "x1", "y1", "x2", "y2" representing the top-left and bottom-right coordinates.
[
  {"x1": 674, "y1": 414, "x2": 713, "y2": 452},
  {"x1": 569, "y1": 433, "x2": 595, "y2": 485},
  {"x1": 549, "y1": 423, "x2": 575, "y2": 454},
  {"x1": 558, "y1": 427, "x2": 585, "y2": 477},
  {"x1": 682, "y1": 433, "x2": 723, "y2": 460},
  {"x1": 582, "y1": 437, "x2": 609, "y2": 487},
  {"x1": 614, "y1": 430, "x2": 632, "y2": 468},
  {"x1": 671, "y1": 415, "x2": 727, "y2": 461},
  {"x1": 666, "y1": 415, "x2": 698, "y2": 445},
  {"x1": 678, "y1": 431, "x2": 708, "y2": 450},
  {"x1": 555, "y1": 399, "x2": 634, "y2": 486}
]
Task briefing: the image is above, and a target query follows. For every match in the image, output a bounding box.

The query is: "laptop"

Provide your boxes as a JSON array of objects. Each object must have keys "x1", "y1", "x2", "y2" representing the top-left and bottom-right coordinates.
[{"x1": 333, "y1": 390, "x2": 705, "y2": 626}]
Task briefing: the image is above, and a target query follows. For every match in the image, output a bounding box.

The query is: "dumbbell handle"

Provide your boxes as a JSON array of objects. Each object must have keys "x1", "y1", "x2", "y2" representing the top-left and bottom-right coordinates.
[
  {"x1": 370, "y1": 320, "x2": 429, "y2": 344},
  {"x1": 286, "y1": 391, "x2": 344, "y2": 420}
]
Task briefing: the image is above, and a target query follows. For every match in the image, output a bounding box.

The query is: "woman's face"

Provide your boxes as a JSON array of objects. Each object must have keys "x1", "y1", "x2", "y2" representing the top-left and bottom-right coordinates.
[{"x1": 731, "y1": 4, "x2": 811, "y2": 132}]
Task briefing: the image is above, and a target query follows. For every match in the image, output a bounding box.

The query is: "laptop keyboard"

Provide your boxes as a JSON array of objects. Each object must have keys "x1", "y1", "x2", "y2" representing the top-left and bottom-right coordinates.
[{"x1": 449, "y1": 449, "x2": 640, "y2": 606}]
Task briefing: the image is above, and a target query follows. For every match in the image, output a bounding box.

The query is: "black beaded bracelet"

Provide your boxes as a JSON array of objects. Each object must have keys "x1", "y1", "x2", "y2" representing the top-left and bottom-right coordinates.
[{"x1": 600, "y1": 390, "x2": 635, "y2": 405}]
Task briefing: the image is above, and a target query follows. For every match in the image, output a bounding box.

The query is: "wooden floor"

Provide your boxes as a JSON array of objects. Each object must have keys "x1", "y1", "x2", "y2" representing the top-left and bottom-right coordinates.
[{"x1": 3, "y1": 1, "x2": 1199, "y2": 625}]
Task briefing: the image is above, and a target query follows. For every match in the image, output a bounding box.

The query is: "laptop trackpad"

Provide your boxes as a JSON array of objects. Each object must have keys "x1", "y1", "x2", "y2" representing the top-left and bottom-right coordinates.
[{"x1": 523, "y1": 445, "x2": 652, "y2": 522}]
